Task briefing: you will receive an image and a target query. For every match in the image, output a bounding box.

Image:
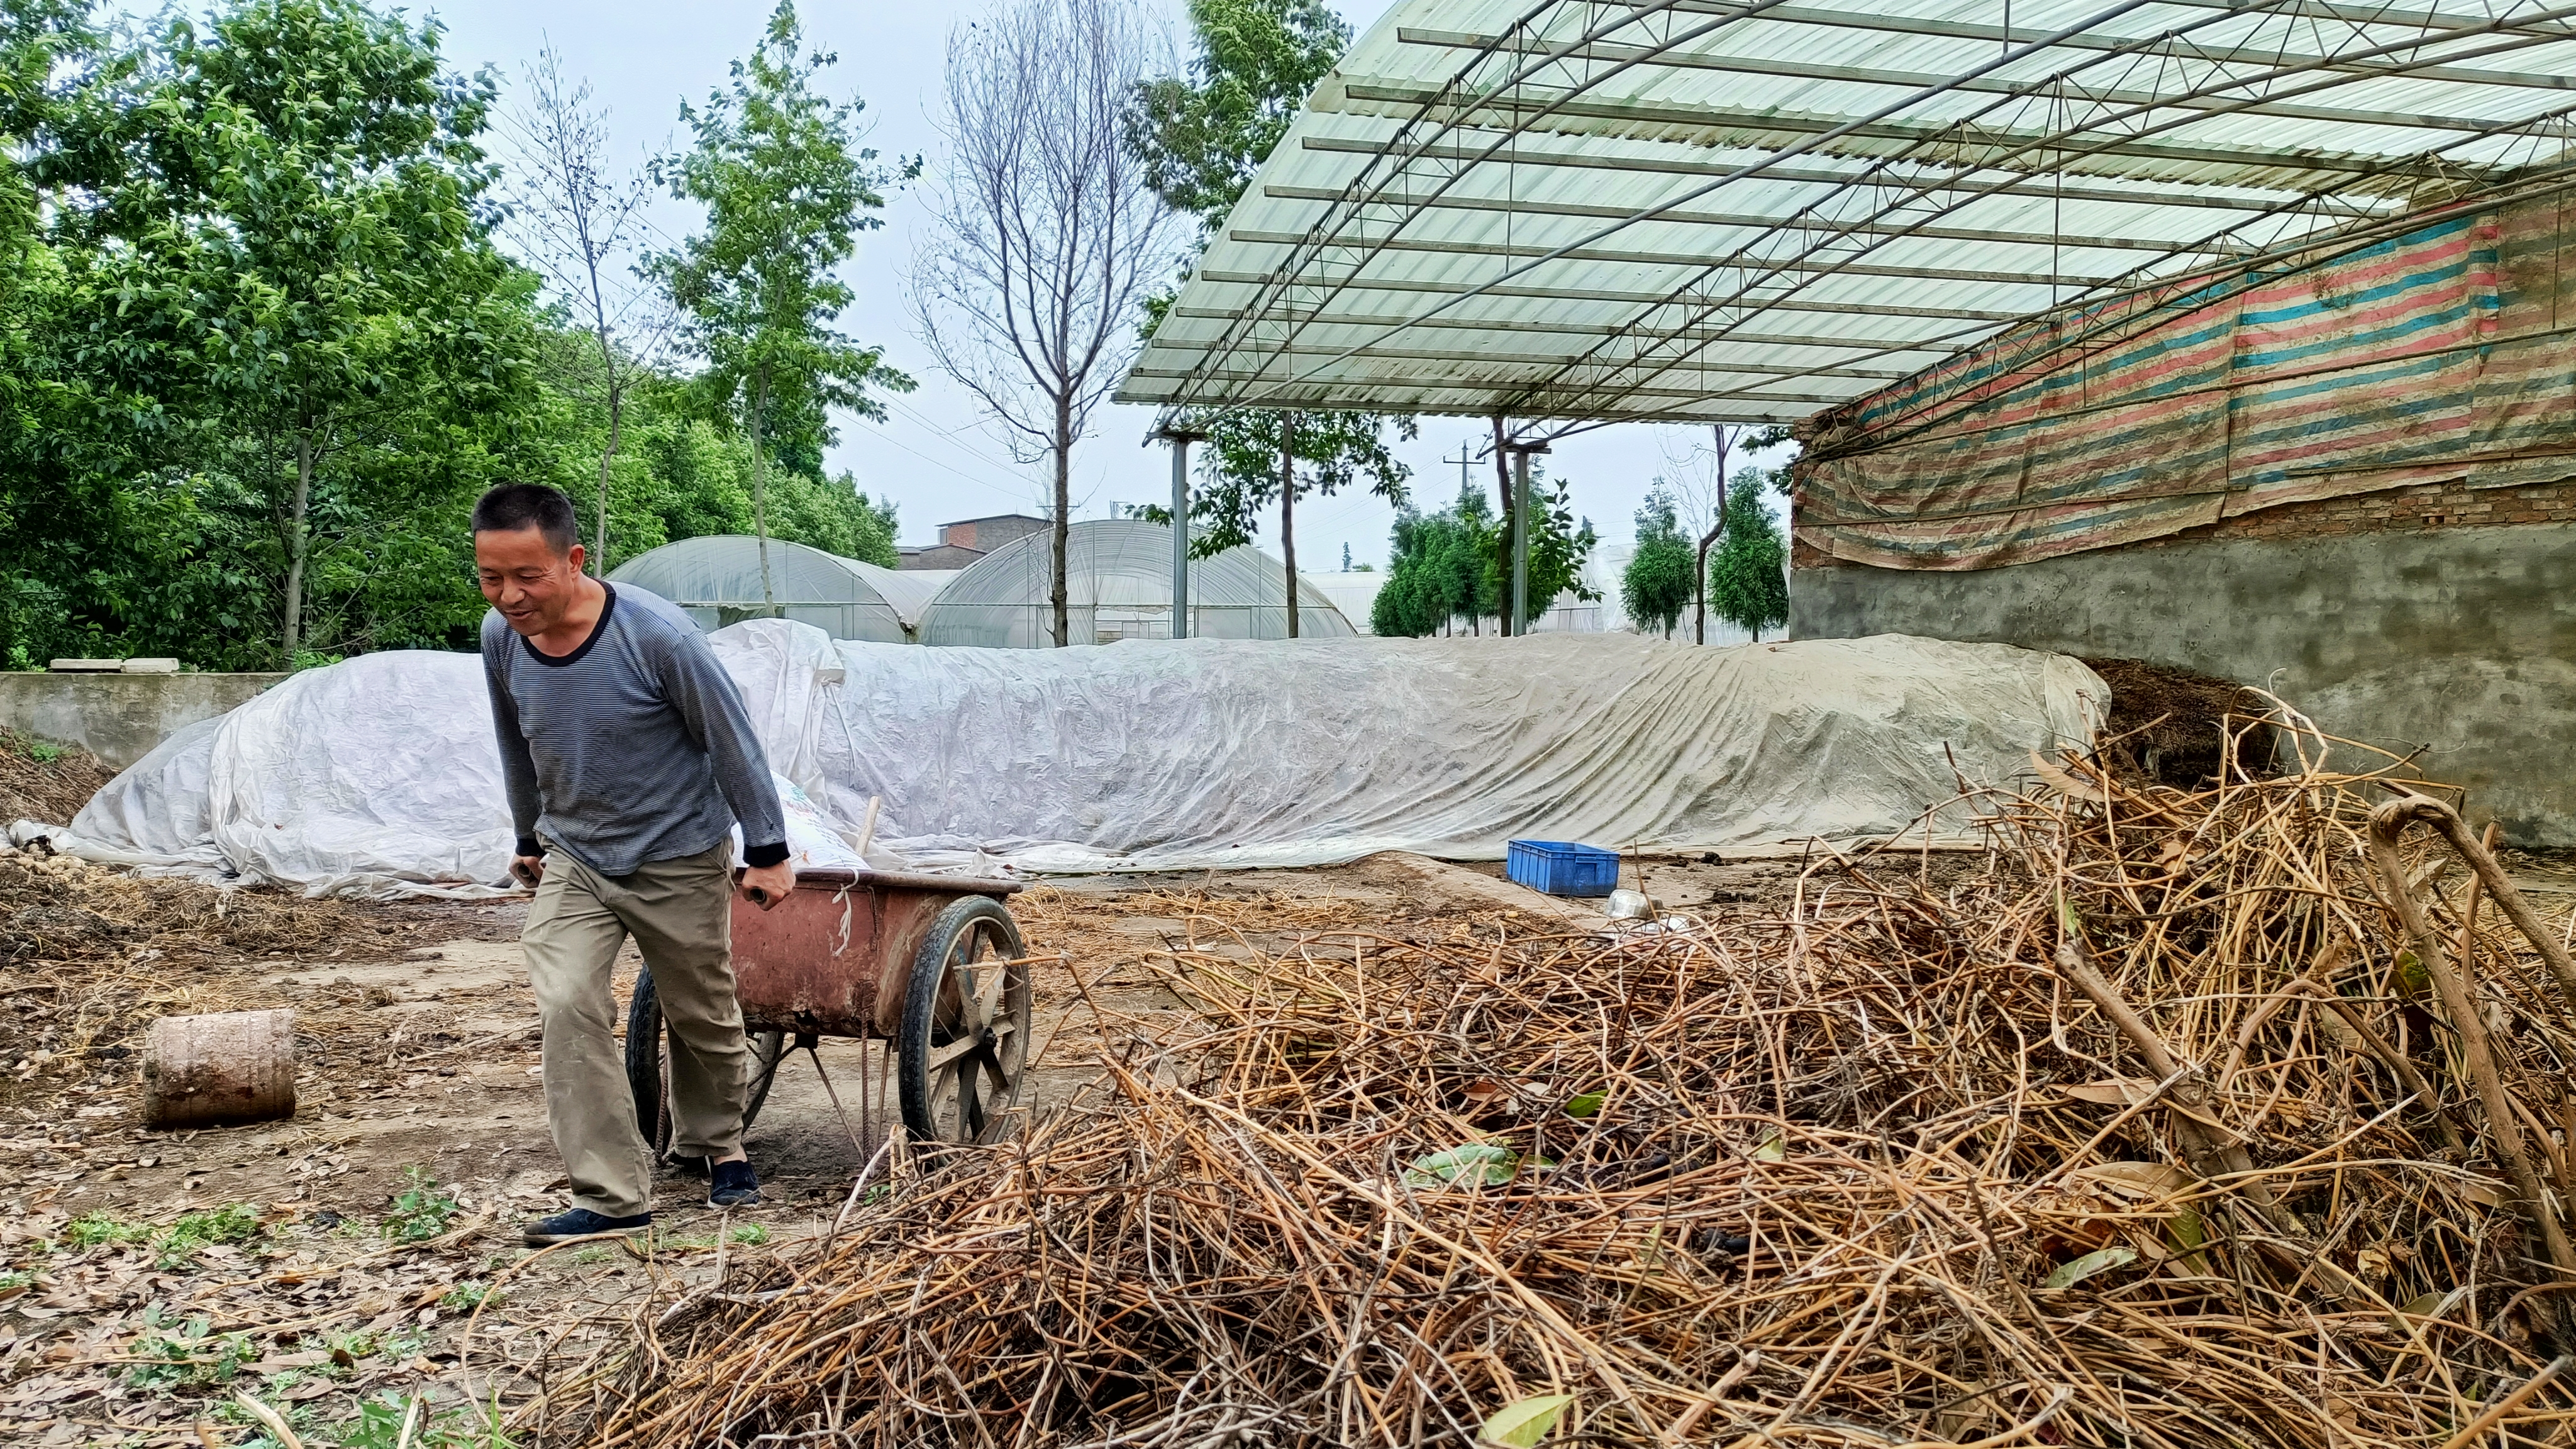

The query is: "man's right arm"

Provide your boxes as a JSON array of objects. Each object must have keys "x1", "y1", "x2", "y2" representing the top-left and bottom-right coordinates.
[{"x1": 482, "y1": 623, "x2": 546, "y2": 882}]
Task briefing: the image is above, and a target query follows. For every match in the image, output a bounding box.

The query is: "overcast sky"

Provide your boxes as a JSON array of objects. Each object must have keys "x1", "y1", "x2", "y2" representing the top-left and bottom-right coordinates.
[{"x1": 103, "y1": 0, "x2": 1789, "y2": 567}]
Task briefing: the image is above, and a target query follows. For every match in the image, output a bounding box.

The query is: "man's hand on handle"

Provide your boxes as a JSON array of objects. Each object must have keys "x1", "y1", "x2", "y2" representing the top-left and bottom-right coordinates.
[
  {"x1": 511, "y1": 854, "x2": 546, "y2": 888},
  {"x1": 737, "y1": 860, "x2": 796, "y2": 910}
]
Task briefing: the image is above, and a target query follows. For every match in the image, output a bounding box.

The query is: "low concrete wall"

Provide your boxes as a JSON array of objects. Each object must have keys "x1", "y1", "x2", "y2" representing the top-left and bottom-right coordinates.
[
  {"x1": 0, "y1": 672, "x2": 286, "y2": 770},
  {"x1": 1792, "y1": 523, "x2": 2576, "y2": 845}
]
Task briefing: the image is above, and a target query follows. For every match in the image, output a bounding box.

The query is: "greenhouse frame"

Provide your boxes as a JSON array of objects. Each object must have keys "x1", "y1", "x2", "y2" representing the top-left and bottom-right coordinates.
[
  {"x1": 916, "y1": 519, "x2": 1355, "y2": 648},
  {"x1": 606, "y1": 535, "x2": 921, "y2": 644}
]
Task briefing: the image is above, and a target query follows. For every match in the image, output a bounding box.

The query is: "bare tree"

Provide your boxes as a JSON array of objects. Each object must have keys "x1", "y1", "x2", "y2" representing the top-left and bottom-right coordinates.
[
  {"x1": 1661, "y1": 425, "x2": 1759, "y2": 645},
  {"x1": 504, "y1": 45, "x2": 665, "y2": 574},
  {"x1": 914, "y1": 0, "x2": 1179, "y2": 647}
]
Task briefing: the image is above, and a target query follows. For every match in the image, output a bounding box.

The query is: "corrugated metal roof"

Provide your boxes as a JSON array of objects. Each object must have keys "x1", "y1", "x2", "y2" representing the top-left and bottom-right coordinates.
[{"x1": 1119, "y1": 0, "x2": 2576, "y2": 427}]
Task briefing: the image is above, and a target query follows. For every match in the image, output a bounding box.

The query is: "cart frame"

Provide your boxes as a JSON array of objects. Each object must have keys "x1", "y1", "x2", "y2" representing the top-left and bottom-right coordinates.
[{"x1": 626, "y1": 867, "x2": 1033, "y2": 1153}]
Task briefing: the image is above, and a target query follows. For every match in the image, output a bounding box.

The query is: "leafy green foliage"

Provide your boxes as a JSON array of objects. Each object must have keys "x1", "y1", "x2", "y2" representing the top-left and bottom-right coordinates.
[
  {"x1": 65, "y1": 1211, "x2": 146, "y2": 1249},
  {"x1": 125, "y1": 1309, "x2": 257, "y2": 1389},
  {"x1": 1494, "y1": 470, "x2": 1601, "y2": 633},
  {"x1": 1182, "y1": 411, "x2": 1414, "y2": 620},
  {"x1": 380, "y1": 1165, "x2": 459, "y2": 1242},
  {"x1": 0, "y1": 1, "x2": 902, "y2": 668},
  {"x1": 155, "y1": 1203, "x2": 264, "y2": 1267},
  {"x1": 1707, "y1": 471, "x2": 1789, "y2": 641},
  {"x1": 1371, "y1": 486, "x2": 1497, "y2": 638},
  {"x1": 650, "y1": 1, "x2": 911, "y2": 601},
  {"x1": 336, "y1": 1392, "x2": 523, "y2": 1449},
  {"x1": 1621, "y1": 486, "x2": 1696, "y2": 639},
  {"x1": 1130, "y1": 0, "x2": 1406, "y2": 621},
  {"x1": 1372, "y1": 477, "x2": 1597, "y2": 636},
  {"x1": 1126, "y1": 0, "x2": 1347, "y2": 228}
]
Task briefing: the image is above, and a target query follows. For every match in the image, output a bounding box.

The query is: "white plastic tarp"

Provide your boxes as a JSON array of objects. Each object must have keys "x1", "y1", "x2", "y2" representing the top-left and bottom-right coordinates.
[{"x1": 48, "y1": 622, "x2": 2104, "y2": 896}]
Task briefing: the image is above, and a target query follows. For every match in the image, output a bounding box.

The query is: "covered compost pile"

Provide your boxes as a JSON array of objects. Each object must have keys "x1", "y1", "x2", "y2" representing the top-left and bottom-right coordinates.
[{"x1": 550, "y1": 727, "x2": 2576, "y2": 1447}]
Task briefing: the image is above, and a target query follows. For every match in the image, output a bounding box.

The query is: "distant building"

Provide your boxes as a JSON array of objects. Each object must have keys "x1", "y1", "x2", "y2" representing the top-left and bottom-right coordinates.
[{"x1": 897, "y1": 513, "x2": 1052, "y2": 570}]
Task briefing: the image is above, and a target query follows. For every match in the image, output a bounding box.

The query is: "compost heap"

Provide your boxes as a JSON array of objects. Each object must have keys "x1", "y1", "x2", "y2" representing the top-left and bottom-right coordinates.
[
  {"x1": 550, "y1": 728, "x2": 2576, "y2": 1448},
  {"x1": 46, "y1": 622, "x2": 2102, "y2": 894}
]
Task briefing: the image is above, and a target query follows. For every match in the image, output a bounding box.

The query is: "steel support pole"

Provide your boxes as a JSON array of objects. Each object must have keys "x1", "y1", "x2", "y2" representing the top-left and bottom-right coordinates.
[
  {"x1": 1509, "y1": 447, "x2": 1531, "y2": 636},
  {"x1": 1168, "y1": 434, "x2": 1192, "y2": 640}
]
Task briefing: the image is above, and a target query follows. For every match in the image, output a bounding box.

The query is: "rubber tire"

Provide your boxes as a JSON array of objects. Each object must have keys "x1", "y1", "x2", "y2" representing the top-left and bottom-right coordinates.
[
  {"x1": 897, "y1": 896, "x2": 1028, "y2": 1147},
  {"x1": 624, "y1": 968, "x2": 788, "y2": 1157}
]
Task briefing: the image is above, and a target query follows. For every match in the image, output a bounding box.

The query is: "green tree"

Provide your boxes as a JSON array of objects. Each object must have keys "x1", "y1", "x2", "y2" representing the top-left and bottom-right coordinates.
[
  {"x1": 1127, "y1": 0, "x2": 1342, "y2": 220},
  {"x1": 1190, "y1": 408, "x2": 1412, "y2": 636},
  {"x1": 1489, "y1": 468, "x2": 1599, "y2": 634},
  {"x1": 1622, "y1": 485, "x2": 1694, "y2": 639},
  {"x1": 1370, "y1": 484, "x2": 1504, "y2": 638},
  {"x1": 1130, "y1": 0, "x2": 1412, "y2": 637},
  {"x1": 651, "y1": 1, "x2": 912, "y2": 613},
  {"x1": 1708, "y1": 472, "x2": 1790, "y2": 641},
  {"x1": 50, "y1": 0, "x2": 540, "y2": 663}
]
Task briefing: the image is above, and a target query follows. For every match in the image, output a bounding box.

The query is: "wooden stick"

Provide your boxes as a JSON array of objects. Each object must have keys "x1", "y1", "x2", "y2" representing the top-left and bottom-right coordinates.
[
  {"x1": 2433, "y1": 1354, "x2": 2570, "y2": 1449},
  {"x1": 2386, "y1": 792, "x2": 2576, "y2": 1030},
  {"x1": 2370, "y1": 799, "x2": 2576, "y2": 1277}
]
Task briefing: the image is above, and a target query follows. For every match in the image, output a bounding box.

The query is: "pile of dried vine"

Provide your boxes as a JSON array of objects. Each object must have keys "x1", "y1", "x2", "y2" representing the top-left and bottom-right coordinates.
[{"x1": 551, "y1": 716, "x2": 2576, "y2": 1447}]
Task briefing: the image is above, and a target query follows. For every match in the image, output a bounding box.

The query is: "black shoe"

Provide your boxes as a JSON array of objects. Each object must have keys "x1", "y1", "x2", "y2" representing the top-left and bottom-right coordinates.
[
  {"x1": 708, "y1": 1158, "x2": 760, "y2": 1208},
  {"x1": 524, "y1": 1207, "x2": 652, "y2": 1245}
]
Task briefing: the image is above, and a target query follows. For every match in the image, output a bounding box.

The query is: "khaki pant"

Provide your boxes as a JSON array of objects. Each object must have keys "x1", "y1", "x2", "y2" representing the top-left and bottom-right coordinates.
[{"x1": 523, "y1": 840, "x2": 747, "y2": 1218}]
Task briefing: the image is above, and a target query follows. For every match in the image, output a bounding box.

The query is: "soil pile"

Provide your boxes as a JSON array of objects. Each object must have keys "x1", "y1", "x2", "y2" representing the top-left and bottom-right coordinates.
[
  {"x1": 0, "y1": 730, "x2": 113, "y2": 832},
  {"x1": 2082, "y1": 656, "x2": 2277, "y2": 787},
  {"x1": 556, "y1": 734, "x2": 2576, "y2": 1446}
]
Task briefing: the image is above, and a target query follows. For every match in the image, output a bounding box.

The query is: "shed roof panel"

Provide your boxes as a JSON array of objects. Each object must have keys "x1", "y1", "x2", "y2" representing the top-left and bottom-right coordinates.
[{"x1": 1121, "y1": 0, "x2": 2576, "y2": 427}]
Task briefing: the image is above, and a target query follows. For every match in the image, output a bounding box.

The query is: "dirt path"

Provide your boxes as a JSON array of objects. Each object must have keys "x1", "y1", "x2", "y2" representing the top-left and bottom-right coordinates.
[{"x1": 0, "y1": 844, "x2": 1822, "y2": 1446}]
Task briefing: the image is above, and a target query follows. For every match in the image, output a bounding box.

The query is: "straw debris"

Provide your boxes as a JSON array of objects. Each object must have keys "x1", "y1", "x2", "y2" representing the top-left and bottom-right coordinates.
[{"x1": 552, "y1": 712, "x2": 2576, "y2": 1446}]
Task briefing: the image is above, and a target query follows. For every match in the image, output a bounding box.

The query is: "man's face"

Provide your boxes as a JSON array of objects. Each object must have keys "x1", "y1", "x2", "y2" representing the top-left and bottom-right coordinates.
[{"x1": 475, "y1": 526, "x2": 589, "y2": 637}]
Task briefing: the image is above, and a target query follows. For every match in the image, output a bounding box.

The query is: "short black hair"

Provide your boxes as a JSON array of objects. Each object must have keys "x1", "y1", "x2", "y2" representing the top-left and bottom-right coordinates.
[{"x1": 470, "y1": 482, "x2": 579, "y2": 555}]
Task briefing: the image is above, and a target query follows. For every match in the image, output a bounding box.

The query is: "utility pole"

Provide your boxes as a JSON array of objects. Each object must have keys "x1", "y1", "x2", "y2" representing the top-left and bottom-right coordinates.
[
  {"x1": 1440, "y1": 440, "x2": 1475, "y2": 496},
  {"x1": 1156, "y1": 424, "x2": 1202, "y2": 640}
]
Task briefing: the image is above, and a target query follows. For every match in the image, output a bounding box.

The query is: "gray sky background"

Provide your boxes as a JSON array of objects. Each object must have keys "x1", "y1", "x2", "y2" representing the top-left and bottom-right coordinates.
[{"x1": 101, "y1": 0, "x2": 1791, "y2": 567}]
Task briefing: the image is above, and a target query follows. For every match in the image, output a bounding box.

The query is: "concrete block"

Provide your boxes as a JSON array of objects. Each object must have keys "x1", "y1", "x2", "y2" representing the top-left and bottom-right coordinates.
[
  {"x1": 119, "y1": 658, "x2": 180, "y2": 674},
  {"x1": 47, "y1": 659, "x2": 123, "y2": 673}
]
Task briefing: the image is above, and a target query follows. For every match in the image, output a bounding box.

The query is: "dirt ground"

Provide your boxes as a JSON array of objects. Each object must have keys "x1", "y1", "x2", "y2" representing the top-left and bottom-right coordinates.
[{"x1": 0, "y1": 838, "x2": 1812, "y2": 1448}]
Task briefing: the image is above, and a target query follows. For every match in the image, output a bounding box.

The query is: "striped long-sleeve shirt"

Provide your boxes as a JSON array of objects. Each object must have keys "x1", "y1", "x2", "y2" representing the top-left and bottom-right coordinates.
[{"x1": 481, "y1": 582, "x2": 788, "y2": 876}]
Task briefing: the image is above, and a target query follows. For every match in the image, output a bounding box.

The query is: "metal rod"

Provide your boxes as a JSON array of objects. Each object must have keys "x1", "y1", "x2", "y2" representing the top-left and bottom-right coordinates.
[
  {"x1": 1168, "y1": 433, "x2": 1192, "y2": 640},
  {"x1": 1509, "y1": 447, "x2": 1531, "y2": 636}
]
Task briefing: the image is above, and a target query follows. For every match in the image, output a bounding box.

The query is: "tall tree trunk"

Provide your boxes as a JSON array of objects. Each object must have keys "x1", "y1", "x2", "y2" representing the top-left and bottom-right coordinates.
[
  {"x1": 1694, "y1": 425, "x2": 1729, "y2": 645},
  {"x1": 750, "y1": 365, "x2": 775, "y2": 610},
  {"x1": 594, "y1": 349, "x2": 621, "y2": 578},
  {"x1": 1051, "y1": 396, "x2": 1072, "y2": 648},
  {"x1": 1280, "y1": 415, "x2": 1298, "y2": 640},
  {"x1": 282, "y1": 429, "x2": 313, "y2": 663}
]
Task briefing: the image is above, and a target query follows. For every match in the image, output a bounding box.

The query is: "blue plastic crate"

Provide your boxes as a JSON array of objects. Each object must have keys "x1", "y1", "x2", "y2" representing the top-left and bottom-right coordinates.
[{"x1": 1505, "y1": 839, "x2": 1620, "y2": 897}]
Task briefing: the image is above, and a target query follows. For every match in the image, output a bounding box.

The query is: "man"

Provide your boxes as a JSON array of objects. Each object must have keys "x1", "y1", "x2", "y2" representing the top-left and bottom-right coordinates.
[{"x1": 472, "y1": 482, "x2": 796, "y2": 1244}]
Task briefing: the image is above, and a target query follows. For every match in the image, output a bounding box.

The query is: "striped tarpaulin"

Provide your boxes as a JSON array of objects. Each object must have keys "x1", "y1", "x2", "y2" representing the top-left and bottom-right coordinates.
[{"x1": 1796, "y1": 191, "x2": 2576, "y2": 571}]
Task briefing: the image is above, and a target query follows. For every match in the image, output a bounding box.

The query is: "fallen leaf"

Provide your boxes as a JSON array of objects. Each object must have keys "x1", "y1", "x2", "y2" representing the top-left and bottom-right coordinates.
[
  {"x1": 1482, "y1": 1393, "x2": 1575, "y2": 1446},
  {"x1": 2042, "y1": 1246, "x2": 2136, "y2": 1290},
  {"x1": 1562, "y1": 1092, "x2": 1605, "y2": 1119},
  {"x1": 1404, "y1": 1145, "x2": 1530, "y2": 1188}
]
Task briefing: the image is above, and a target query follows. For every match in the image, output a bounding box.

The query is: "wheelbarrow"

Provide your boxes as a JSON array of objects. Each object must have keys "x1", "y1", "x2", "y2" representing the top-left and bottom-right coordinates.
[{"x1": 625, "y1": 866, "x2": 1032, "y2": 1152}]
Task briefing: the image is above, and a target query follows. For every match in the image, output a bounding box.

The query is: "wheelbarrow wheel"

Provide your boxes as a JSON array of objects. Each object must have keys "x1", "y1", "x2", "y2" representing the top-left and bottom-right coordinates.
[
  {"x1": 899, "y1": 896, "x2": 1031, "y2": 1146},
  {"x1": 625, "y1": 967, "x2": 790, "y2": 1159}
]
